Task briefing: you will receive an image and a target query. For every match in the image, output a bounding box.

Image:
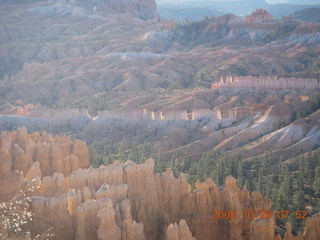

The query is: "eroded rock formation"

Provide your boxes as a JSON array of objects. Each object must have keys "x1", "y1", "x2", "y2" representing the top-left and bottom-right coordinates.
[
  {"x1": 25, "y1": 160, "x2": 320, "y2": 240},
  {"x1": 1, "y1": 129, "x2": 319, "y2": 240},
  {"x1": 165, "y1": 219, "x2": 195, "y2": 240},
  {"x1": 212, "y1": 76, "x2": 320, "y2": 91},
  {"x1": 244, "y1": 9, "x2": 273, "y2": 23},
  {"x1": 0, "y1": 128, "x2": 88, "y2": 201}
]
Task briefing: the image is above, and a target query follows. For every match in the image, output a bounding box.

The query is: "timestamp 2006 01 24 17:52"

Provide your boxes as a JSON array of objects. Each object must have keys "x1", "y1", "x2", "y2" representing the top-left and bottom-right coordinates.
[{"x1": 211, "y1": 210, "x2": 308, "y2": 220}]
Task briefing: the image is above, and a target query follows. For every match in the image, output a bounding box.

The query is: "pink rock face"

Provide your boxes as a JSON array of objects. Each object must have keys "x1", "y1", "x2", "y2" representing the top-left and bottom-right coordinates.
[{"x1": 244, "y1": 9, "x2": 273, "y2": 23}]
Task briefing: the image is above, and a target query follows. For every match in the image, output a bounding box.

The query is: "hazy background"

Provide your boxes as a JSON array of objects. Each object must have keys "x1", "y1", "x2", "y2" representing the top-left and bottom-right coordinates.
[
  {"x1": 156, "y1": 0, "x2": 320, "y2": 21},
  {"x1": 156, "y1": 0, "x2": 319, "y2": 4}
]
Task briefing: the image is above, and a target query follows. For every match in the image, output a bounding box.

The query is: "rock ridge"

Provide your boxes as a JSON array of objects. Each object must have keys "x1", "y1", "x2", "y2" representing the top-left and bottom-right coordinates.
[{"x1": 70, "y1": 0, "x2": 158, "y2": 20}]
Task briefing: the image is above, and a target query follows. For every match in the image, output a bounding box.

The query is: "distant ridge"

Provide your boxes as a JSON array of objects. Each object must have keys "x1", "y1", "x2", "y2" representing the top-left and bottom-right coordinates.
[
  {"x1": 290, "y1": 8, "x2": 320, "y2": 23},
  {"x1": 157, "y1": 0, "x2": 320, "y2": 19},
  {"x1": 1, "y1": 0, "x2": 159, "y2": 20}
]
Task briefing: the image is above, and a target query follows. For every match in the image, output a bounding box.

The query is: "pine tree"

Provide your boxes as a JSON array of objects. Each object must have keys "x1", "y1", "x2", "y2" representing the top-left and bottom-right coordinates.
[
  {"x1": 306, "y1": 151, "x2": 313, "y2": 186},
  {"x1": 285, "y1": 174, "x2": 293, "y2": 205},
  {"x1": 277, "y1": 166, "x2": 292, "y2": 211},
  {"x1": 294, "y1": 189, "x2": 305, "y2": 211},
  {"x1": 257, "y1": 169, "x2": 264, "y2": 193},
  {"x1": 182, "y1": 149, "x2": 190, "y2": 173},
  {"x1": 313, "y1": 166, "x2": 320, "y2": 197},
  {"x1": 245, "y1": 178, "x2": 253, "y2": 192},
  {"x1": 265, "y1": 178, "x2": 274, "y2": 200},
  {"x1": 261, "y1": 158, "x2": 267, "y2": 178},
  {"x1": 237, "y1": 161, "x2": 244, "y2": 189},
  {"x1": 291, "y1": 187, "x2": 305, "y2": 233},
  {"x1": 155, "y1": 160, "x2": 167, "y2": 173},
  {"x1": 280, "y1": 165, "x2": 287, "y2": 182},
  {"x1": 217, "y1": 159, "x2": 224, "y2": 185},
  {"x1": 298, "y1": 163, "x2": 304, "y2": 191},
  {"x1": 230, "y1": 155, "x2": 238, "y2": 178},
  {"x1": 265, "y1": 150, "x2": 273, "y2": 170},
  {"x1": 88, "y1": 146, "x2": 102, "y2": 167}
]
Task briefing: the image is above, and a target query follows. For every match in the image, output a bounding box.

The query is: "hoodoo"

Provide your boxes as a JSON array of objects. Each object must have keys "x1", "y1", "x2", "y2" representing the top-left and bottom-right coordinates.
[{"x1": 1, "y1": 129, "x2": 319, "y2": 240}]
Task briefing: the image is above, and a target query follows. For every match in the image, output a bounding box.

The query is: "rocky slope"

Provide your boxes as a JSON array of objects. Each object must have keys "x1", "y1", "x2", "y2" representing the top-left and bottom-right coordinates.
[
  {"x1": 1, "y1": 89, "x2": 318, "y2": 163},
  {"x1": 0, "y1": 5, "x2": 319, "y2": 107},
  {"x1": 0, "y1": 0, "x2": 158, "y2": 20},
  {"x1": 69, "y1": 0, "x2": 158, "y2": 20},
  {"x1": 0, "y1": 129, "x2": 319, "y2": 240}
]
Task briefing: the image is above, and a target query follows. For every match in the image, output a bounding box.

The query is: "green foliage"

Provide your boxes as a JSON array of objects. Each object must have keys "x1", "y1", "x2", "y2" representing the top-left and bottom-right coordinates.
[
  {"x1": 89, "y1": 142, "x2": 154, "y2": 169},
  {"x1": 66, "y1": 93, "x2": 121, "y2": 116},
  {"x1": 89, "y1": 138, "x2": 320, "y2": 235},
  {"x1": 183, "y1": 147, "x2": 320, "y2": 234},
  {"x1": 102, "y1": 142, "x2": 127, "y2": 165},
  {"x1": 127, "y1": 143, "x2": 152, "y2": 164},
  {"x1": 88, "y1": 145, "x2": 103, "y2": 167},
  {"x1": 192, "y1": 69, "x2": 211, "y2": 88},
  {"x1": 310, "y1": 93, "x2": 320, "y2": 113},
  {"x1": 153, "y1": 150, "x2": 167, "y2": 173},
  {"x1": 314, "y1": 166, "x2": 320, "y2": 197},
  {"x1": 305, "y1": 58, "x2": 320, "y2": 78},
  {"x1": 277, "y1": 166, "x2": 293, "y2": 211},
  {"x1": 237, "y1": 161, "x2": 244, "y2": 188},
  {"x1": 262, "y1": 22, "x2": 297, "y2": 43},
  {"x1": 186, "y1": 62, "x2": 227, "y2": 88}
]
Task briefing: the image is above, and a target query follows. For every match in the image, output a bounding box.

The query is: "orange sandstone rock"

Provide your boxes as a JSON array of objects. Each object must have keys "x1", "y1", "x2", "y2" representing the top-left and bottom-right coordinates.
[
  {"x1": 165, "y1": 219, "x2": 195, "y2": 240},
  {"x1": 1, "y1": 130, "x2": 319, "y2": 240}
]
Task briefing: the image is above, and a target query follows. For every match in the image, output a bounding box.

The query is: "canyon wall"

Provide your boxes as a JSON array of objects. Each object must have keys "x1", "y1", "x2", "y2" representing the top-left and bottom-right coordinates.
[
  {"x1": 212, "y1": 76, "x2": 320, "y2": 91},
  {"x1": 25, "y1": 107, "x2": 227, "y2": 122}
]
